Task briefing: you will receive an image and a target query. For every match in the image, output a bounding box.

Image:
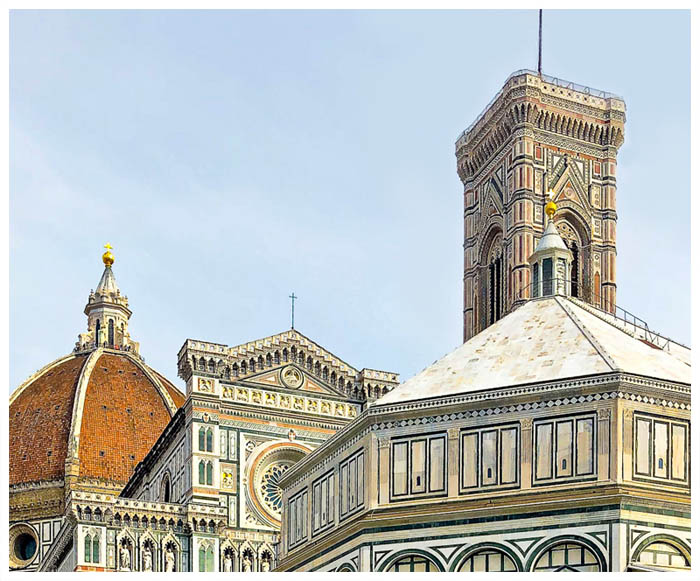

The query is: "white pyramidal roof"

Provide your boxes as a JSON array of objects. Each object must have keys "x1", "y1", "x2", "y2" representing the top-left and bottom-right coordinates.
[
  {"x1": 533, "y1": 219, "x2": 569, "y2": 253},
  {"x1": 95, "y1": 265, "x2": 118, "y2": 294},
  {"x1": 377, "y1": 296, "x2": 690, "y2": 406}
]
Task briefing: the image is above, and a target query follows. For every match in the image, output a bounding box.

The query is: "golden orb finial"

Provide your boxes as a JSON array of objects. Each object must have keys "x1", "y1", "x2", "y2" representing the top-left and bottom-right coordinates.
[
  {"x1": 102, "y1": 243, "x2": 114, "y2": 267},
  {"x1": 545, "y1": 191, "x2": 557, "y2": 219}
]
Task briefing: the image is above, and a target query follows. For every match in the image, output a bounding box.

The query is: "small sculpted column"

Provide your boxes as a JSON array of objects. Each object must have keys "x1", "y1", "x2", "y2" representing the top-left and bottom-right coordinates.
[
  {"x1": 377, "y1": 437, "x2": 390, "y2": 505},
  {"x1": 597, "y1": 407, "x2": 611, "y2": 482},
  {"x1": 447, "y1": 427, "x2": 460, "y2": 498},
  {"x1": 520, "y1": 417, "x2": 533, "y2": 490}
]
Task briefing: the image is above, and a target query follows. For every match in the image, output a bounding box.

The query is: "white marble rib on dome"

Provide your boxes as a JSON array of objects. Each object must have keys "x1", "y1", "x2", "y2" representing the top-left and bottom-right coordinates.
[{"x1": 376, "y1": 296, "x2": 690, "y2": 406}]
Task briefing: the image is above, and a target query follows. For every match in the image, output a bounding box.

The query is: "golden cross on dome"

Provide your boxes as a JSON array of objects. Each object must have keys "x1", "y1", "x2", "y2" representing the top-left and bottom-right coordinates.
[{"x1": 102, "y1": 243, "x2": 115, "y2": 266}]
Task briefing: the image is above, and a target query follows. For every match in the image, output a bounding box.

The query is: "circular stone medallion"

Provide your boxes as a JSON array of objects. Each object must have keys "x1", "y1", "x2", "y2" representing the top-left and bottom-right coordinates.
[{"x1": 281, "y1": 366, "x2": 303, "y2": 389}]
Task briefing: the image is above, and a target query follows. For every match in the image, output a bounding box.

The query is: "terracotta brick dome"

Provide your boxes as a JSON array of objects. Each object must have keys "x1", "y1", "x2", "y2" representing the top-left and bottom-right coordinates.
[{"x1": 9, "y1": 349, "x2": 185, "y2": 490}]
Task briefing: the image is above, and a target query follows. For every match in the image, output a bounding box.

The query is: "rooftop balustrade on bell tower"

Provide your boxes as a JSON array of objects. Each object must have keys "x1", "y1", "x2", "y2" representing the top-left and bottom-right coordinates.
[{"x1": 457, "y1": 69, "x2": 626, "y2": 341}]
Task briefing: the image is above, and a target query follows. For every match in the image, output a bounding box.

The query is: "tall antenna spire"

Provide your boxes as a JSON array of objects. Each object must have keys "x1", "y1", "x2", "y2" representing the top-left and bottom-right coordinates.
[{"x1": 537, "y1": 9, "x2": 543, "y2": 75}]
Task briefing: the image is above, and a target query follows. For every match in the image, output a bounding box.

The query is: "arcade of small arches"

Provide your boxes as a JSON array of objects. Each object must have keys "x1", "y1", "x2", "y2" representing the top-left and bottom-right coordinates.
[
  {"x1": 218, "y1": 542, "x2": 275, "y2": 573},
  {"x1": 373, "y1": 535, "x2": 690, "y2": 572},
  {"x1": 189, "y1": 347, "x2": 392, "y2": 401},
  {"x1": 75, "y1": 507, "x2": 189, "y2": 534},
  {"x1": 458, "y1": 100, "x2": 623, "y2": 179}
]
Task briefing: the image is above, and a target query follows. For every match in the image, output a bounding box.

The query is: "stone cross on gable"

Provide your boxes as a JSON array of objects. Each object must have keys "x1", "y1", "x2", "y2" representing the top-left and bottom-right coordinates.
[{"x1": 289, "y1": 292, "x2": 298, "y2": 329}]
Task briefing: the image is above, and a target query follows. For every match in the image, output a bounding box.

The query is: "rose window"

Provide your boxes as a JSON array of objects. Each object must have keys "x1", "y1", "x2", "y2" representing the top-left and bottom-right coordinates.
[
  {"x1": 260, "y1": 462, "x2": 291, "y2": 516},
  {"x1": 249, "y1": 445, "x2": 308, "y2": 526}
]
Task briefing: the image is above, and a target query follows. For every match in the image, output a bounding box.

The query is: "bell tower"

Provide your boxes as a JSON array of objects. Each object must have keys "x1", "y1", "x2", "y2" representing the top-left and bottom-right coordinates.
[{"x1": 456, "y1": 70, "x2": 626, "y2": 341}]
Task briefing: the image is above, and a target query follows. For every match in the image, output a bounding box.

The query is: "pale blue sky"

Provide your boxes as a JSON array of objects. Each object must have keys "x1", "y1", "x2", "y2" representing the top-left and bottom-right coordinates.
[{"x1": 10, "y1": 10, "x2": 690, "y2": 391}]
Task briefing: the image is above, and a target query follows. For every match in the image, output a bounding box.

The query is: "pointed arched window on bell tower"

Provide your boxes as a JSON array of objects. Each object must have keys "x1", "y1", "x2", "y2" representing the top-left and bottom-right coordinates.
[
  {"x1": 95, "y1": 320, "x2": 101, "y2": 346},
  {"x1": 108, "y1": 319, "x2": 115, "y2": 347}
]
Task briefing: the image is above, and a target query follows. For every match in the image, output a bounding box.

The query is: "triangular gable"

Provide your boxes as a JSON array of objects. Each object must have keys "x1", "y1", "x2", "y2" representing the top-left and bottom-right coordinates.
[
  {"x1": 553, "y1": 177, "x2": 590, "y2": 216},
  {"x1": 237, "y1": 364, "x2": 348, "y2": 398},
  {"x1": 486, "y1": 178, "x2": 504, "y2": 211}
]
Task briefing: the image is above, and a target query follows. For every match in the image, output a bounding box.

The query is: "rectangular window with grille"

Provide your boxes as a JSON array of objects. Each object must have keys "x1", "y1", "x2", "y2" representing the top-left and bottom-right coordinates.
[
  {"x1": 339, "y1": 449, "x2": 365, "y2": 521},
  {"x1": 390, "y1": 433, "x2": 447, "y2": 501},
  {"x1": 288, "y1": 488, "x2": 308, "y2": 549},
  {"x1": 534, "y1": 413, "x2": 597, "y2": 485},
  {"x1": 461, "y1": 423, "x2": 520, "y2": 493},
  {"x1": 311, "y1": 470, "x2": 335, "y2": 536},
  {"x1": 633, "y1": 413, "x2": 688, "y2": 487}
]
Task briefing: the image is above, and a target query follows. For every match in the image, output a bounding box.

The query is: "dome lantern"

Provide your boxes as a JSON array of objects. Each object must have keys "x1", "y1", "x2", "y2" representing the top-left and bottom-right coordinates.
[{"x1": 75, "y1": 244, "x2": 140, "y2": 355}]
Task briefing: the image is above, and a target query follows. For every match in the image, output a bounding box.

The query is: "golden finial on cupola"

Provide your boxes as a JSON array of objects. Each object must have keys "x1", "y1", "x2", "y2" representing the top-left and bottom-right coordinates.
[
  {"x1": 545, "y1": 190, "x2": 558, "y2": 220},
  {"x1": 102, "y1": 243, "x2": 115, "y2": 267}
]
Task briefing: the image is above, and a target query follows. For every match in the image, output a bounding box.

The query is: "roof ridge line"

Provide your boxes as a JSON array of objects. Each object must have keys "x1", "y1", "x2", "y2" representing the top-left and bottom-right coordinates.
[
  {"x1": 567, "y1": 296, "x2": 637, "y2": 338},
  {"x1": 555, "y1": 297, "x2": 618, "y2": 372}
]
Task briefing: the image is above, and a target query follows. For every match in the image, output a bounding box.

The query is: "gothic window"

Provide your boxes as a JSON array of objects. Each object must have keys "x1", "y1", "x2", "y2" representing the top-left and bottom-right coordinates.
[
  {"x1": 199, "y1": 427, "x2": 206, "y2": 451},
  {"x1": 485, "y1": 234, "x2": 504, "y2": 326},
  {"x1": 532, "y1": 263, "x2": 539, "y2": 297},
  {"x1": 95, "y1": 320, "x2": 101, "y2": 344},
  {"x1": 108, "y1": 319, "x2": 115, "y2": 346},
  {"x1": 258, "y1": 355, "x2": 264, "y2": 369},
  {"x1": 266, "y1": 353, "x2": 272, "y2": 367},
  {"x1": 532, "y1": 542, "x2": 601, "y2": 572},
  {"x1": 558, "y1": 220, "x2": 585, "y2": 298},
  {"x1": 315, "y1": 362, "x2": 321, "y2": 376},
  {"x1": 250, "y1": 359, "x2": 256, "y2": 373},
  {"x1": 92, "y1": 535, "x2": 99, "y2": 563},
  {"x1": 199, "y1": 543, "x2": 214, "y2": 572},
  {"x1": 241, "y1": 362, "x2": 247, "y2": 375},
  {"x1": 84, "y1": 535, "x2": 92, "y2": 563},
  {"x1": 199, "y1": 357, "x2": 206, "y2": 371},
  {"x1": 570, "y1": 240, "x2": 579, "y2": 297},
  {"x1": 206, "y1": 428, "x2": 213, "y2": 452},
  {"x1": 298, "y1": 350, "x2": 304, "y2": 364},
  {"x1": 199, "y1": 460, "x2": 205, "y2": 485},
  {"x1": 323, "y1": 367, "x2": 329, "y2": 381},
  {"x1": 162, "y1": 474, "x2": 171, "y2": 502},
  {"x1": 291, "y1": 346, "x2": 297, "y2": 360},
  {"x1": 457, "y1": 549, "x2": 517, "y2": 572},
  {"x1": 207, "y1": 546, "x2": 214, "y2": 570},
  {"x1": 331, "y1": 371, "x2": 337, "y2": 385},
  {"x1": 386, "y1": 554, "x2": 440, "y2": 572},
  {"x1": 283, "y1": 348, "x2": 288, "y2": 362},
  {"x1": 206, "y1": 461, "x2": 213, "y2": 486},
  {"x1": 207, "y1": 359, "x2": 215, "y2": 374},
  {"x1": 275, "y1": 351, "x2": 281, "y2": 365},
  {"x1": 232, "y1": 363, "x2": 239, "y2": 377},
  {"x1": 223, "y1": 366, "x2": 230, "y2": 380}
]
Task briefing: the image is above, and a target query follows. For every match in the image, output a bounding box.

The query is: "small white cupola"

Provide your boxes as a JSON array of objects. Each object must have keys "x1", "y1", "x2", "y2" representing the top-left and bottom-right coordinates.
[{"x1": 529, "y1": 194, "x2": 573, "y2": 298}]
